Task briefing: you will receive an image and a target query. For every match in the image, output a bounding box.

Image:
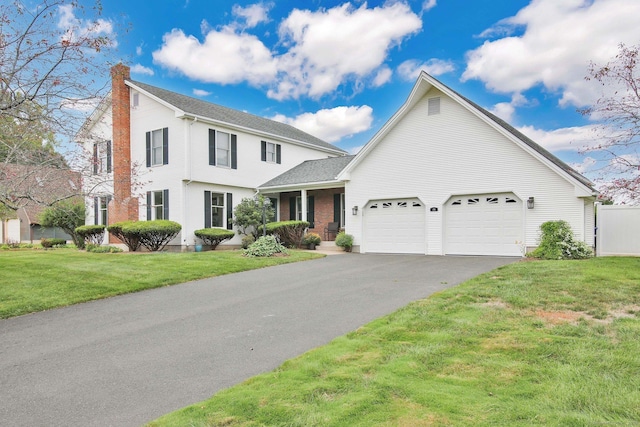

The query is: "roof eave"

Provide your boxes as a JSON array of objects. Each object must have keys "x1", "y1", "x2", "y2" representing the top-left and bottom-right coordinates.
[{"x1": 258, "y1": 179, "x2": 345, "y2": 193}]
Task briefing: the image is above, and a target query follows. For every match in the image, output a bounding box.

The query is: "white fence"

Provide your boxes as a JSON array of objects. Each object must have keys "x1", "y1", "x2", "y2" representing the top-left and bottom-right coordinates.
[{"x1": 597, "y1": 205, "x2": 640, "y2": 256}]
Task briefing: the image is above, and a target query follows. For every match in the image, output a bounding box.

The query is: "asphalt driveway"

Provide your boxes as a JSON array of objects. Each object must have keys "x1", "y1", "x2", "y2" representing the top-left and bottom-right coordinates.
[{"x1": 0, "y1": 254, "x2": 516, "y2": 426}]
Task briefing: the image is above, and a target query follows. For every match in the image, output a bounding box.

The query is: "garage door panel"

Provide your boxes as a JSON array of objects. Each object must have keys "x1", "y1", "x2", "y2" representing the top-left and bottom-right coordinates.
[
  {"x1": 364, "y1": 198, "x2": 425, "y2": 254},
  {"x1": 445, "y1": 193, "x2": 523, "y2": 256}
]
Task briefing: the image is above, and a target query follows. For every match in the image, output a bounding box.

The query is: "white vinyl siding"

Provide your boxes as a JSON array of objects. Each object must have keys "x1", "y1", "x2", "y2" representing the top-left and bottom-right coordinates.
[{"x1": 346, "y1": 87, "x2": 589, "y2": 255}]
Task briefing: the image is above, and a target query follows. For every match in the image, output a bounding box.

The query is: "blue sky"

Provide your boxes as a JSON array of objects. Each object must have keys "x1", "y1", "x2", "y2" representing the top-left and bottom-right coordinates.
[{"x1": 72, "y1": 0, "x2": 640, "y2": 180}]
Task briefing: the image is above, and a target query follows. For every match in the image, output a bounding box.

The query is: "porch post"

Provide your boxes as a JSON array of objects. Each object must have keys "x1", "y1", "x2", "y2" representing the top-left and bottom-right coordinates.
[{"x1": 301, "y1": 189, "x2": 307, "y2": 224}]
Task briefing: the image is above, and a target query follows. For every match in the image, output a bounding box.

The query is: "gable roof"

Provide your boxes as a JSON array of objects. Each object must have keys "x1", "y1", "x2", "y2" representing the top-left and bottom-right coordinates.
[
  {"x1": 127, "y1": 80, "x2": 346, "y2": 155},
  {"x1": 259, "y1": 155, "x2": 355, "y2": 190},
  {"x1": 338, "y1": 72, "x2": 596, "y2": 194}
]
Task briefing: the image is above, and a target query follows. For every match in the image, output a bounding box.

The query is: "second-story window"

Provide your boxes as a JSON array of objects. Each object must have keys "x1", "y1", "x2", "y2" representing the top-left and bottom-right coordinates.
[
  {"x1": 208, "y1": 129, "x2": 237, "y2": 169},
  {"x1": 92, "y1": 141, "x2": 111, "y2": 174},
  {"x1": 146, "y1": 128, "x2": 168, "y2": 167},
  {"x1": 261, "y1": 141, "x2": 281, "y2": 164}
]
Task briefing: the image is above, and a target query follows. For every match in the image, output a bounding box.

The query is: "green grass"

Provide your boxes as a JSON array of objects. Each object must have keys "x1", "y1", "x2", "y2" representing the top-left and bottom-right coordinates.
[
  {"x1": 0, "y1": 249, "x2": 323, "y2": 319},
  {"x1": 148, "y1": 257, "x2": 640, "y2": 427}
]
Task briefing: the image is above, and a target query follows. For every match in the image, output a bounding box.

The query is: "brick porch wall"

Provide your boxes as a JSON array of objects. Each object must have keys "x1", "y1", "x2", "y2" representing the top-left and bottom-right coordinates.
[{"x1": 280, "y1": 188, "x2": 344, "y2": 240}]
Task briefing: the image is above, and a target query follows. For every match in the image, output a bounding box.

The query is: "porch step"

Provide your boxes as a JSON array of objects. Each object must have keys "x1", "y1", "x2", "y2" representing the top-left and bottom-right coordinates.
[{"x1": 315, "y1": 241, "x2": 345, "y2": 254}]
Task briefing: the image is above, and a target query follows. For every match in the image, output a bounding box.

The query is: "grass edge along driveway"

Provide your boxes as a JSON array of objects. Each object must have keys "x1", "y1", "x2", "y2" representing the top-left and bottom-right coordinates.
[
  {"x1": 0, "y1": 249, "x2": 324, "y2": 319},
  {"x1": 149, "y1": 257, "x2": 640, "y2": 427}
]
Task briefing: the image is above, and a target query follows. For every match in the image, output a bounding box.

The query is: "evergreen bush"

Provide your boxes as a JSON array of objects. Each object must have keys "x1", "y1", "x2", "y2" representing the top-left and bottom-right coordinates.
[
  {"x1": 263, "y1": 220, "x2": 309, "y2": 248},
  {"x1": 194, "y1": 228, "x2": 235, "y2": 250},
  {"x1": 335, "y1": 232, "x2": 354, "y2": 251},
  {"x1": 76, "y1": 224, "x2": 105, "y2": 246}
]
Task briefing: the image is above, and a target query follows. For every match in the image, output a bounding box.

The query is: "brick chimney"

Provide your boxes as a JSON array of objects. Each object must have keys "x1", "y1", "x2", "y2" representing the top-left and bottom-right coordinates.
[{"x1": 109, "y1": 64, "x2": 138, "y2": 237}]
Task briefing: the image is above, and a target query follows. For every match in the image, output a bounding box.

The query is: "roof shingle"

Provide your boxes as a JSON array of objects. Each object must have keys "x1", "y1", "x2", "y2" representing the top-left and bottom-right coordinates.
[{"x1": 260, "y1": 155, "x2": 355, "y2": 188}]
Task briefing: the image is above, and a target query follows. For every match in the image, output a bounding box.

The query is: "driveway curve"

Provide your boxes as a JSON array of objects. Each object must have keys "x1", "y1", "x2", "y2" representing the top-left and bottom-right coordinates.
[{"x1": 0, "y1": 254, "x2": 516, "y2": 426}]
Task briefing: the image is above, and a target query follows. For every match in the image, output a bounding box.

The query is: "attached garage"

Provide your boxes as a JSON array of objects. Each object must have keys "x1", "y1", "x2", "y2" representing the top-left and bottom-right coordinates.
[
  {"x1": 363, "y1": 198, "x2": 425, "y2": 253},
  {"x1": 445, "y1": 193, "x2": 523, "y2": 256}
]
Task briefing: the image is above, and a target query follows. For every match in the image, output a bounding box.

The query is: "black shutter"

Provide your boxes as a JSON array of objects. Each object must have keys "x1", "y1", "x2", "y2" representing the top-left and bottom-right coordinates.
[
  {"x1": 204, "y1": 191, "x2": 211, "y2": 228},
  {"x1": 226, "y1": 193, "x2": 233, "y2": 230},
  {"x1": 145, "y1": 132, "x2": 151, "y2": 167},
  {"x1": 106, "y1": 141, "x2": 112, "y2": 173},
  {"x1": 276, "y1": 144, "x2": 281, "y2": 164},
  {"x1": 209, "y1": 129, "x2": 216, "y2": 165},
  {"x1": 289, "y1": 197, "x2": 296, "y2": 220},
  {"x1": 106, "y1": 196, "x2": 112, "y2": 225},
  {"x1": 162, "y1": 128, "x2": 169, "y2": 165},
  {"x1": 231, "y1": 134, "x2": 237, "y2": 169},
  {"x1": 261, "y1": 141, "x2": 267, "y2": 162},
  {"x1": 333, "y1": 193, "x2": 341, "y2": 226},
  {"x1": 92, "y1": 143, "x2": 98, "y2": 174},
  {"x1": 307, "y1": 196, "x2": 315, "y2": 228},
  {"x1": 94, "y1": 197, "x2": 99, "y2": 224},
  {"x1": 146, "y1": 191, "x2": 151, "y2": 220},
  {"x1": 163, "y1": 189, "x2": 169, "y2": 220}
]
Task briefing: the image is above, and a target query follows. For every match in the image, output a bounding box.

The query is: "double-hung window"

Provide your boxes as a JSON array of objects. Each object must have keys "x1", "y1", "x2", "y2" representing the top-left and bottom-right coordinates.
[
  {"x1": 92, "y1": 141, "x2": 112, "y2": 174},
  {"x1": 204, "y1": 190, "x2": 233, "y2": 229},
  {"x1": 146, "y1": 190, "x2": 169, "y2": 220},
  {"x1": 209, "y1": 129, "x2": 237, "y2": 169},
  {"x1": 146, "y1": 128, "x2": 169, "y2": 167},
  {"x1": 94, "y1": 195, "x2": 111, "y2": 225},
  {"x1": 261, "y1": 141, "x2": 281, "y2": 164}
]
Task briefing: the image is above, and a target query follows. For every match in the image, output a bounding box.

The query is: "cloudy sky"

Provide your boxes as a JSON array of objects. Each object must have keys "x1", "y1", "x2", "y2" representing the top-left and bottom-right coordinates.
[{"x1": 79, "y1": 0, "x2": 640, "y2": 180}]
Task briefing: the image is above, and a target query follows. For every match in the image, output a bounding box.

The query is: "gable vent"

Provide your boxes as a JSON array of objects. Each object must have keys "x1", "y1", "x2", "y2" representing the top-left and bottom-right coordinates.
[{"x1": 428, "y1": 97, "x2": 440, "y2": 116}]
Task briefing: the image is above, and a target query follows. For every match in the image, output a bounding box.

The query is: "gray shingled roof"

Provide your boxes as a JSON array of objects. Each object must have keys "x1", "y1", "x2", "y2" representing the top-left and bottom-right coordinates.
[
  {"x1": 260, "y1": 155, "x2": 355, "y2": 188},
  {"x1": 128, "y1": 80, "x2": 346, "y2": 154}
]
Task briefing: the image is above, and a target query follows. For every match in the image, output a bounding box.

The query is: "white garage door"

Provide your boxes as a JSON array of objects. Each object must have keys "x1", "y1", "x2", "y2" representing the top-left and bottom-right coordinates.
[
  {"x1": 445, "y1": 193, "x2": 523, "y2": 256},
  {"x1": 363, "y1": 198, "x2": 425, "y2": 254}
]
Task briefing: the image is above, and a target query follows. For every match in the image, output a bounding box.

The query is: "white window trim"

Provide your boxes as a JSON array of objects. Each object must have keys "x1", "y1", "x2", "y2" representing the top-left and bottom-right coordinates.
[
  {"x1": 216, "y1": 131, "x2": 231, "y2": 168},
  {"x1": 151, "y1": 190, "x2": 165, "y2": 220},
  {"x1": 151, "y1": 129, "x2": 164, "y2": 166}
]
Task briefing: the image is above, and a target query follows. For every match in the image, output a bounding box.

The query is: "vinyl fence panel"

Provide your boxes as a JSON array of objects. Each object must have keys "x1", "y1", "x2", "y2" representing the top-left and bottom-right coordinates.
[{"x1": 597, "y1": 205, "x2": 640, "y2": 256}]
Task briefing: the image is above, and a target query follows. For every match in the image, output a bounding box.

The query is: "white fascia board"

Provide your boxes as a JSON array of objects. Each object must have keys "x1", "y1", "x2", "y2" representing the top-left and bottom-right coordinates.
[
  {"x1": 258, "y1": 180, "x2": 345, "y2": 193},
  {"x1": 75, "y1": 92, "x2": 112, "y2": 141}
]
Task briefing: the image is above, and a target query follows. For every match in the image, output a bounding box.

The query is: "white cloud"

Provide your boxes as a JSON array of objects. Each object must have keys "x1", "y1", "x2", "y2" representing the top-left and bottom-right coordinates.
[
  {"x1": 131, "y1": 64, "x2": 154, "y2": 76},
  {"x1": 136, "y1": 44, "x2": 143, "y2": 56},
  {"x1": 270, "y1": 2, "x2": 422, "y2": 100},
  {"x1": 372, "y1": 66, "x2": 393, "y2": 87},
  {"x1": 57, "y1": 4, "x2": 115, "y2": 46},
  {"x1": 232, "y1": 3, "x2": 271, "y2": 28},
  {"x1": 489, "y1": 93, "x2": 528, "y2": 122},
  {"x1": 152, "y1": 28, "x2": 278, "y2": 86},
  {"x1": 516, "y1": 124, "x2": 601, "y2": 152},
  {"x1": 153, "y1": 3, "x2": 421, "y2": 100},
  {"x1": 462, "y1": 0, "x2": 640, "y2": 107},
  {"x1": 422, "y1": 0, "x2": 437, "y2": 12},
  {"x1": 397, "y1": 58, "x2": 455, "y2": 81},
  {"x1": 570, "y1": 157, "x2": 597, "y2": 174},
  {"x1": 192, "y1": 88, "x2": 211, "y2": 97},
  {"x1": 272, "y1": 105, "x2": 373, "y2": 143}
]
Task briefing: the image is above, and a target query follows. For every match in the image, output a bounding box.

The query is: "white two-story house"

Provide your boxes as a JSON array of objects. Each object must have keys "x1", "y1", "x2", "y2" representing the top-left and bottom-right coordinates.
[{"x1": 80, "y1": 64, "x2": 346, "y2": 249}]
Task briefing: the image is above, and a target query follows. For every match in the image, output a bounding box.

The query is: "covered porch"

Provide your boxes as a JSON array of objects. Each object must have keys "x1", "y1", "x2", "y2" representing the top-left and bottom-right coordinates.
[{"x1": 257, "y1": 156, "x2": 354, "y2": 242}]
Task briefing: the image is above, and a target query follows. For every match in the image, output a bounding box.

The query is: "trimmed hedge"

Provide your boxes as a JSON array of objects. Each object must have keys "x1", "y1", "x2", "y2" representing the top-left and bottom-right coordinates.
[
  {"x1": 107, "y1": 221, "x2": 141, "y2": 252},
  {"x1": 76, "y1": 224, "x2": 106, "y2": 246},
  {"x1": 194, "y1": 228, "x2": 235, "y2": 250},
  {"x1": 263, "y1": 220, "x2": 309, "y2": 248},
  {"x1": 107, "y1": 220, "x2": 181, "y2": 252},
  {"x1": 41, "y1": 238, "x2": 67, "y2": 248}
]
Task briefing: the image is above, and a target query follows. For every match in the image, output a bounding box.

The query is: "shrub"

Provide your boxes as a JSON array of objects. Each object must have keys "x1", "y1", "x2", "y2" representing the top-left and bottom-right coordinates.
[
  {"x1": 530, "y1": 220, "x2": 593, "y2": 260},
  {"x1": 194, "y1": 228, "x2": 235, "y2": 250},
  {"x1": 244, "y1": 235, "x2": 288, "y2": 257},
  {"x1": 335, "y1": 232, "x2": 354, "y2": 251},
  {"x1": 302, "y1": 232, "x2": 321, "y2": 245},
  {"x1": 107, "y1": 221, "x2": 141, "y2": 252},
  {"x1": 232, "y1": 196, "x2": 275, "y2": 239},
  {"x1": 263, "y1": 220, "x2": 309, "y2": 248},
  {"x1": 76, "y1": 224, "x2": 106, "y2": 246},
  {"x1": 86, "y1": 244, "x2": 123, "y2": 253},
  {"x1": 124, "y1": 220, "x2": 181, "y2": 252},
  {"x1": 41, "y1": 238, "x2": 67, "y2": 248},
  {"x1": 39, "y1": 200, "x2": 86, "y2": 249},
  {"x1": 241, "y1": 234, "x2": 255, "y2": 249}
]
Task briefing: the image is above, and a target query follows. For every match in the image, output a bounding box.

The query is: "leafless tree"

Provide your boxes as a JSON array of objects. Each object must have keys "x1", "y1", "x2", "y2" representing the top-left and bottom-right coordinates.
[
  {"x1": 0, "y1": 0, "x2": 116, "y2": 211},
  {"x1": 581, "y1": 43, "x2": 640, "y2": 203}
]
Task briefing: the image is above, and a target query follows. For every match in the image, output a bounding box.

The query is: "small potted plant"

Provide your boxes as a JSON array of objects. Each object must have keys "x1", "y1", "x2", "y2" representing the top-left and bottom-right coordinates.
[
  {"x1": 302, "y1": 232, "x2": 321, "y2": 250},
  {"x1": 335, "y1": 231, "x2": 353, "y2": 252}
]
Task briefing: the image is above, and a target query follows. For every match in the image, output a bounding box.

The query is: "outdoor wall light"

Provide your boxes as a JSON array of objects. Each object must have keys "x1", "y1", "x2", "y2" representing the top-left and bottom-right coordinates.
[
  {"x1": 352, "y1": 206, "x2": 358, "y2": 215},
  {"x1": 527, "y1": 196, "x2": 535, "y2": 209}
]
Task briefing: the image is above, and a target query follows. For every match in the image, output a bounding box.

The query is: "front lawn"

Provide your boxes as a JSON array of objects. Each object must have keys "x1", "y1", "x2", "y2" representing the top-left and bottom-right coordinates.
[
  {"x1": 0, "y1": 249, "x2": 323, "y2": 319},
  {"x1": 149, "y1": 257, "x2": 640, "y2": 426}
]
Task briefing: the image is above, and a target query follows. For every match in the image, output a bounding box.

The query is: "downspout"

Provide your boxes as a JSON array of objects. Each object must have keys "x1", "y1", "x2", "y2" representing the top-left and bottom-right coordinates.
[{"x1": 183, "y1": 116, "x2": 197, "y2": 249}]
